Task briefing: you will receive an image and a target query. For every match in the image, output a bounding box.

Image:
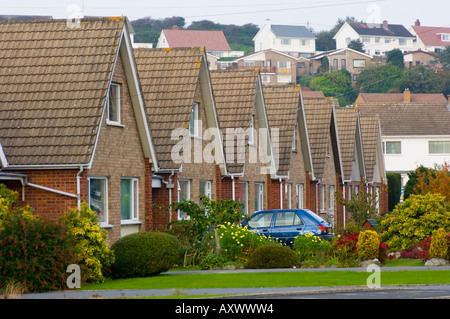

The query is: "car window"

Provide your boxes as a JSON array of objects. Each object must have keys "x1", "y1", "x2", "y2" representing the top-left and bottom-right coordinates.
[
  {"x1": 248, "y1": 212, "x2": 273, "y2": 228},
  {"x1": 275, "y1": 211, "x2": 304, "y2": 227}
]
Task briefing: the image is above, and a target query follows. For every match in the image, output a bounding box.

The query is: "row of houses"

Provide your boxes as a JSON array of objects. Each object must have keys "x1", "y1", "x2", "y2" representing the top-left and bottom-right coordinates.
[{"x1": 0, "y1": 17, "x2": 388, "y2": 245}]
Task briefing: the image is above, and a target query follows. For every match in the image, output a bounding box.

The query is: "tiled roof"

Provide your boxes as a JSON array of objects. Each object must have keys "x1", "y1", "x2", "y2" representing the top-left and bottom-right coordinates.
[
  {"x1": 358, "y1": 103, "x2": 450, "y2": 136},
  {"x1": 210, "y1": 70, "x2": 258, "y2": 174},
  {"x1": 357, "y1": 93, "x2": 448, "y2": 104},
  {"x1": 134, "y1": 47, "x2": 204, "y2": 170},
  {"x1": 162, "y1": 29, "x2": 231, "y2": 51},
  {"x1": 0, "y1": 17, "x2": 124, "y2": 166},
  {"x1": 264, "y1": 85, "x2": 300, "y2": 176},
  {"x1": 411, "y1": 25, "x2": 450, "y2": 47},
  {"x1": 348, "y1": 22, "x2": 414, "y2": 38},
  {"x1": 302, "y1": 98, "x2": 334, "y2": 179},
  {"x1": 271, "y1": 25, "x2": 315, "y2": 39},
  {"x1": 302, "y1": 89, "x2": 325, "y2": 99},
  {"x1": 335, "y1": 107, "x2": 358, "y2": 180},
  {"x1": 360, "y1": 116, "x2": 379, "y2": 182}
]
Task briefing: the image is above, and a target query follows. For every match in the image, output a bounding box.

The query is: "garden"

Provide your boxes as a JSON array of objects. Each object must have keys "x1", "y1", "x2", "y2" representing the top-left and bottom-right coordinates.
[{"x1": 0, "y1": 163, "x2": 449, "y2": 296}]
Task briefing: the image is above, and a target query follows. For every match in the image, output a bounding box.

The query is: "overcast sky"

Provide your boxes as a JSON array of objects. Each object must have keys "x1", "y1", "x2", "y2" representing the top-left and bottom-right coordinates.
[{"x1": 2, "y1": 0, "x2": 449, "y2": 31}]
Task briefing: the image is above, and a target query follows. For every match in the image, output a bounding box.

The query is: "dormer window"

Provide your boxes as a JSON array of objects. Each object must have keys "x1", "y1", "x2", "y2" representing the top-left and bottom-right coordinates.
[
  {"x1": 441, "y1": 34, "x2": 450, "y2": 42},
  {"x1": 107, "y1": 82, "x2": 121, "y2": 125}
]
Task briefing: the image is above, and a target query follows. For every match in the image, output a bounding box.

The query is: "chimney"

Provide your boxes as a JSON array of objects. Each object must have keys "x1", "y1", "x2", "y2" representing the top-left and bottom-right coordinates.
[
  {"x1": 403, "y1": 88, "x2": 411, "y2": 103},
  {"x1": 265, "y1": 19, "x2": 271, "y2": 29},
  {"x1": 172, "y1": 25, "x2": 179, "y2": 30},
  {"x1": 382, "y1": 20, "x2": 388, "y2": 30},
  {"x1": 415, "y1": 19, "x2": 420, "y2": 26}
]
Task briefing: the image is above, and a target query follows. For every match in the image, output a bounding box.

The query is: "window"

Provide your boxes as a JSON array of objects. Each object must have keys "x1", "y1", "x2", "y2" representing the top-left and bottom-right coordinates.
[
  {"x1": 199, "y1": 180, "x2": 212, "y2": 199},
  {"x1": 353, "y1": 74, "x2": 358, "y2": 81},
  {"x1": 399, "y1": 38, "x2": 406, "y2": 46},
  {"x1": 248, "y1": 115, "x2": 254, "y2": 144},
  {"x1": 88, "y1": 177, "x2": 108, "y2": 224},
  {"x1": 248, "y1": 211, "x2": 272, "y2": 228},
  {"x1": 301, "y1": 39, "x2": 307, "y2": 46},
  {"x1": 332, "y1": 59, "x2": 338, "y2": 71},
  {"x1": 254, "y1": 183, "x2": 264, "y2": 211},
  {"x1": 121, "y1": 178, "x2": 139, "y2": 221},
  {"x1": 275, "y1": 211, "x2": 303, "y2": 227},
  {"x1": 320, "y1": 185, "x2": 325, "y2": 212},
  {"x1": 281, "y1": 38, "x2": 291, "y2": 45},
  {"x1": 177, "y1": 179, "x2": 190, "y2": 220},
  {"x1": 429, "y1": 141, "x2": 450, "y2": 154},
  {"x1": 238, "y1": 181, "x2": 248, "y2": 215},
  {"x1": 353, "y1": 59, "x2": 366, "y2": 68},
  {"x1": 189, "y1": 102, "x2": 199, "y2": 136},
  {"x1": 375, "y1": 37, "x2": 380, "y2": 43},
  {"x1": 385, "y1": 141, "x2": 401, "y2": 154},
  {"x1": 285, "y1": 183, "x2": 292, "y2": 209},
  {"x1": 244, "y1": 60, "x2": 255, "y2": 67},
  {"x1": 296, "y1": 184, "x2": 304, "y2": 209},
  {"x1": 297, "y1": 62, "x2": 305, "y2": 68},
  {"x1": 385, "y1": 38, "x2": 391, "y2": 43},
  {"x1": 341, "y1": 59, "x2": 346, "y2": 70},
  {"x1": 107, "y1": 82, "x2": 121, "y2": 124},
  {"x1": 278, "y1": 60, "x2": 291, "y2": 69},
  {"x1": 261, "y1": 75, "x2": 270, "y2": 83},
  {"x1": 345, "y1": 37, "x2": 351, "y2": 44},
  {"x1": 329, "y1": 186, "x2": 335, "y2": 213},
  {"x1": 362, "y1": 36, "x2": 370, "y2": 43},
  {"x1": 277, "y1": 75, "x2": 291, "y2": 83},
  {"x1": 441, "y1": 34, "x2": 450, "y2": 41}
]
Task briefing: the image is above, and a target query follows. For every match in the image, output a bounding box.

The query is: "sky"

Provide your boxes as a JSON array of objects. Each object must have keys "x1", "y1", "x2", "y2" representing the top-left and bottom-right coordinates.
[{"x1": 2, "y1": 0, "x2": 449, "y2": 32}]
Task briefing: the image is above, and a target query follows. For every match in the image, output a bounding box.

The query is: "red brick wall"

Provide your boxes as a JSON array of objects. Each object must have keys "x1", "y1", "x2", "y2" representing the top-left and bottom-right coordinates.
[{"x1": 151, "y1": 173, "x2": 177, "y2": 231}]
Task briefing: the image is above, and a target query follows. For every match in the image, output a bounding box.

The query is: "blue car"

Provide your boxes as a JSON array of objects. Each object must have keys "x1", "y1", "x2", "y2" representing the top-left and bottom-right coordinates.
[{"x1": 240, "y1": 209, "x2": 333, "y2": 245}]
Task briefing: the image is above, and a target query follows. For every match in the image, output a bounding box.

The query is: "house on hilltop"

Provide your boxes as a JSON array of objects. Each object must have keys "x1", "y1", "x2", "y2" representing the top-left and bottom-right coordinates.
[{"x1": 410, "y1": 19, "x2": 450, "y2": 53}]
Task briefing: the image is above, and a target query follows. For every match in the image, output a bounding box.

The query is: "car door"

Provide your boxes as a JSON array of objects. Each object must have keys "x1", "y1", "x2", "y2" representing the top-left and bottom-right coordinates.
[
  {"x1": 247, "y1": 211, "x2": 275, "y2": 238},
  {"x1": 270, "y1": 210, "x2": 305, "y2": 244}
]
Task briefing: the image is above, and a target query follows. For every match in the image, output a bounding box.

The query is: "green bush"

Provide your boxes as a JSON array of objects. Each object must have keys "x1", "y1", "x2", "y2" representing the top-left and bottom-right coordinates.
[
  {"x1": 357, "y1": 230, "x2": 380, "y2": 261},
  {"x1": 0, "y1": 210, "x2": 78, "y2": 293},
  {"x1": 111, "y1": 232, "x2": 182, "y2": 278},
  {"x1": 429, "y1": 228, "x2": 448, "y2": 260},
  {"x1": 60, "y1": 203, "x2": 115, "y2": 283},
  {"x1": 293, "y1": 233, "x2": 332, "y2": 261},
  {"x1": 380, "y1": 194, "x2": 450, "y2": 251},
  {"x1": 244, "y1": 245, "x2": 300, "y2": 269},
  {"x1": 198, "y1": 253, "x2": 226, "y2": 270}
]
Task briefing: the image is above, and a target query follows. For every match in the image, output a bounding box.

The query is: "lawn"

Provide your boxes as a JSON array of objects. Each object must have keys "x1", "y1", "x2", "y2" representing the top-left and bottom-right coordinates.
[{"x1": 84, "y1": 269, "x2": 450, "y2": 291}]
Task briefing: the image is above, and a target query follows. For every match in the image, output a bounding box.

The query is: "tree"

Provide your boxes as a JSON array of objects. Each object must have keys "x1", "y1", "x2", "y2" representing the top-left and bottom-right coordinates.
[
  {"x1": 356, "y1": 64, "x2": 404, "y2": 93},
  {"x1": 437, "y1": 46, "x2": 450, "y2": 72},
  {"x1": 395, "y1": 65, "x2": 445, "y2": 94},
  {"x1": 386, "y1": 49, "x2": 405, "y2": 69},
  {"x1": 386, "y1": 173, "x2": 401, "y2": 211},
  {"x1": 347, "y1": 39, "x2": 364, "y2": 52},
  {"x1": 309, "y1": 69, "x2": 357, "y2": 106}
]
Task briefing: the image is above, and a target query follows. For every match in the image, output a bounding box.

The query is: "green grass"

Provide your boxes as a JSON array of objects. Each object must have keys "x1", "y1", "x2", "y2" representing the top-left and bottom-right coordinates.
[
  {"x1": 84, "y1": 270, "x2": 450, "y2": 291},
  {"x1": 384, "y1": 258, "x2": 425, "y2": 267}
]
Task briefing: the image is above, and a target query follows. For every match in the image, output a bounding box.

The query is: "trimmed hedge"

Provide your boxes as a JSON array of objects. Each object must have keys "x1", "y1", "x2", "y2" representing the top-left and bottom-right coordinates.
[
  {"x1": 244, "y1": 245, "x2": 300, "y2": 269},
  {"x1": 111, "y1": 232, "x2": 182, "y2": 278}
]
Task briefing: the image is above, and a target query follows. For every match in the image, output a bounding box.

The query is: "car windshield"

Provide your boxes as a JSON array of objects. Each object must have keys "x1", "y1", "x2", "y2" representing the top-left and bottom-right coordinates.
[{"x1": 302, "y1": 209, "x2": 326, "y2": 224}]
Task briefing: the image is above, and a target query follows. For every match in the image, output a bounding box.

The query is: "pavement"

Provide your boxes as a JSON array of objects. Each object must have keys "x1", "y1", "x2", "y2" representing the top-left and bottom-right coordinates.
[{"x1": 4, "y1": 266, "x2": 450, "y2": 299}]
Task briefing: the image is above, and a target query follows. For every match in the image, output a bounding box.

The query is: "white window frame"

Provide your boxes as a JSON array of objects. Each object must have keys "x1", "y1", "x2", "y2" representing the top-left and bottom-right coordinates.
[
  {"x1": 121, "y1": 178, "x2": 139, "y2": 223},
  {"x1": 189, "y1": 102, "x2": 199, "y2": 137},
  {"x1": 384, "y1": 141, "x2": 401, "y2": 154},
  {"x1": 107, "y1": 82, "x2": 121, "y2": 125},
  {"x1": 277, "y1": 60, "x2": 291, "y2": 69},
  {"x1": 281, "y1": 38, "x2": 291, "y2": 45},
  {"x1": 285, "y1": 183, "x2": 292, "y2": 209},
  {"x1": 88, "y1": 177, "x2": 109, "y2": 226},
  {"x1": 329, "y1": 185, "x2": 335, "y2": 213},
  {"x1": 441, "y1": 34, "x2": 450, "y2": 42},
  {"x1": 244, "y1": 60, "x2": 255, "y2": 67},
  {"x1": 177, "y1": 179, "x2": 190, "y2": 220},
  {"x1": 429, "y1": 140, "x2": 450, "y2": 154},
  {"x1": 248, "y1": 115, "x2": 255, "y2": 145},
  {"x1": 239, "y1": 181, "x2": 248, "y2": 215},
  {"x1": 296, "y1": 183, "x2": 304, "y2": 209},
  {"x1": 320, "y1": 184, "x2": 325, "y2": 213},
  {"x1": 200, "y1": 180, "x2": 212, "y2": 199},
  {"x1": 255, "y1": 183, "x2": 264, "y2": 211},
  {"x1": 353, "y1": 59, "x2": 366, "y2": 68}
]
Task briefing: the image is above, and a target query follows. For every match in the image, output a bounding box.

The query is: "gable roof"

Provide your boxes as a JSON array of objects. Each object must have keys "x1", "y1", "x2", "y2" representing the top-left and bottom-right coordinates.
[
  {"x1": 411, "y1": 25, "x2": 450, "y2": 47},
  {"x1": 357, "y1": 92, "x2": 448, "y2": 104},
  {"x1": 309, "y1": 48, "x2": 372, "y2": 60},
  {"x1": 263, "y1": 85, "x2": 301, "y2": 176},
  {"x1": 302, "y1": 98, "x2": 341, "y2": 179},
  {"x1": 210, "y1": 70, "x2": 258, "y2": 175},
  {"x1": 360, "y1": 115, "x2": 385, "y2": 182},
  {"x1": 134, "y1": 47, "x2": 208, "y2": 171},
  {"x1": 335, "y1": 107, "x2": 365, "y2": 181},
  {"x1": 0, "y1": 17, "x2": 135, "y2": 168},
  {"x1": 271, "y1": 25, "x2": 315, "y2": 39},
  {"x1": 358, "y1": 103, "x2": 450, "y2": 136},
  {"x1": 161, "y1": 29, "x2": 231, "y2": 51},
  {"x1": 347, "y1": 22, "x2": 414, "y2": 38}
]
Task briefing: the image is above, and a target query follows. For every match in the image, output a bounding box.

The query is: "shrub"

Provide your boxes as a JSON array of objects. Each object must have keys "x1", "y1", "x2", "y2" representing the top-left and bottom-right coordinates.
[
  {"x1": 357, "y1": 230, "x2": 380, "y2": 261},
  {"x1": 244, "y1": 245, "x2": 300, "y2": 269},
  {"x1": 110, "y1": 232, "x2": 182, "y2": 278},
  {"x1": 380, "y1": 194, "x2": 450, "y2": 251},
  {"x1": 0, "y1": 210, "x2": 78, "y2": 293},
  {"x1": 429, "y1": 228, "x2": 448, "y2": 260},
  {"x1": 293, "y1": 233, "x2": 332, "y2": 261},
  {"x1": 60, "y1": 203, "x2": 115, "y2": 283},
  {"x1": 198, "y1": 253, "x2": 226, "y2": 270},
  {"x1": 216, "y1": 222, "x2": 280, "y2": 263}
]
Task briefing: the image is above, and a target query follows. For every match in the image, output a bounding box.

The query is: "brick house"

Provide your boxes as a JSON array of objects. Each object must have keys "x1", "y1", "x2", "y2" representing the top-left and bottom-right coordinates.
[
  {"x1": 0, "y1": 18, "x2": 156, "y2": 244},
  {"x1": 263, "y1": 85, "x2": 312, "y2": 211},
  {"x1": 210, "y1": 69, "x2": 278, "y2": 215},
  {"x1": 134, "y1": 47, "x2": 226, "y2": 228},
  {"x1": 301, "y1": 97, "x2": 343, "y2": 225}
]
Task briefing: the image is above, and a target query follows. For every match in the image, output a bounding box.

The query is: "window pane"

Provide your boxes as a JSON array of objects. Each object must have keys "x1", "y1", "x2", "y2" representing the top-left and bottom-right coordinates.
[
  {"x1": 189, "y1": 103, "x2": 198, "y2": 136},
  {"x1": 108, "y1": 83, "x2": 120, "y2": 123},
  {"x1": 248, "y1": 212, "x2": 272, "y2": 228},
  {"x1": 429, "y1": 141, "x2": 450, "y2": 154},
  {"x1": 254, "y1": 183, "x2": 263, "y2": 211},
  {"x1": 121, "y1": 179, "x2": 131, "y2": 220},
  {"x1": 238, "y1": 182, "x2": 248, "y2": 214},
  {"x1": 89, "y1": 178, "x2": 106, "y2": 223},
  {"x1": 133, "y1": 179, "x2": 139, "y2": 219},
  {"x1": 386, "y1": 141, "x2": 401, "y2": 154},
  {"x1": 178, "y1": 180, "x2": 190, "y2": 220}
]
